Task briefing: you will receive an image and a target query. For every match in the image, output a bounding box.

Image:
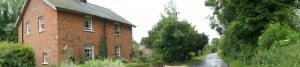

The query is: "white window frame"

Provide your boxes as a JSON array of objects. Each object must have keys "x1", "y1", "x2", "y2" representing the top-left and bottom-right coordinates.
[
  {"x1": 114, "y1": 23, "x2": 120, "y2": 35},
  {"x1": 115, "y1": 46, "x2": 121, "y2": 58},
  {"x1": 39, "y1": 16, "x2": 45, "y2": 32},
  {"x1": 84, "y1": 15, "x2": 93, "y2": 32},
  {"x1": 26, "y1": 22, "x2": 31, "y2": 36},
  {"x1": 85, "y1": 44, "x2": 94, "y2": 60},
  {"x1": 42, "y1": 53, "x2": 48, "y2": 64}
]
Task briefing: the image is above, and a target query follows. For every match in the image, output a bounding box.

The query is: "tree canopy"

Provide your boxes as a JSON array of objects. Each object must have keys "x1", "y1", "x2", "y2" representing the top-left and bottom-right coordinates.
[
  {"x1": 205, "y1": 0, "x2": 300, "y2": 64},
  {"x1": 0, "y1": 0, "x2": 24, "y2": 42},
  {"x1": 141, "y1": 1, "x2": 209, "y2": 63}
]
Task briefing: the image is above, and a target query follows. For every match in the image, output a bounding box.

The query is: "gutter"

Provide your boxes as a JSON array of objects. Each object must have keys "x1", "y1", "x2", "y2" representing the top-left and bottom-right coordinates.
[{"x1": 14, "y1": 0, "x2": 29, "y2": 27}]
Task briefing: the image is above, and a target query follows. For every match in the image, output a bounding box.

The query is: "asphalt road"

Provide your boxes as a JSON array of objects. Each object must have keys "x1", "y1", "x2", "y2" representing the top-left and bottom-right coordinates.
[{"x1": 191, "y1": 53, "x2": 229, "y2": 67}]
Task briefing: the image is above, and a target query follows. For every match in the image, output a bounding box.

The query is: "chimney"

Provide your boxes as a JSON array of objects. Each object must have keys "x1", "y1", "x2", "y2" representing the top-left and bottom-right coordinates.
[{"x1": 80, "y1": 0, "x2": 87, "y2": 3}]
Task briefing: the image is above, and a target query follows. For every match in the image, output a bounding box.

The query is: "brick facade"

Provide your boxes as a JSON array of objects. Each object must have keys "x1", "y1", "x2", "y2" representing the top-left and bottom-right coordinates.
[{"x1": 18, "y1": 0, "x2": 133, "y2": 66}]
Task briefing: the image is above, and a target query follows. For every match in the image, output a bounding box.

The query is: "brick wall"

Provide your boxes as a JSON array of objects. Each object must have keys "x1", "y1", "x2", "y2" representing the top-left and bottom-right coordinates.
[
  {"x1": 19, "y1": 0, "x2": 133, "y2": 66},
  {"x1": 57, "y1": 11, "x2": 133, "y2": 62},
  {"x1": 18, "y1": 0, "x2": 59, "y2": 67}
]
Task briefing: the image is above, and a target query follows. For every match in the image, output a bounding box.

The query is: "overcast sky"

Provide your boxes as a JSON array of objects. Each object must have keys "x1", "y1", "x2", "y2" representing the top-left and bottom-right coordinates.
[{"x1": 87, "y1": 0, "x2": 220, "y2": 43}]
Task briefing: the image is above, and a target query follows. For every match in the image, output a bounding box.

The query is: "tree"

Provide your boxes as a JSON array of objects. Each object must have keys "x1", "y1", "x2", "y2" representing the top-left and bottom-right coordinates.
[
  {"x1": 141, "y1": 0, "x2": 179, "y2": 48},
  {"x1": 205, "y1": 0, "x2": 300, "y2": 60},
  {"x1": 154, "y1": 20, "x2": 197, "y2": 63},
  {"x1": 211, "y1": 38, "x2": 219, "y2": 45},
  {"x1": 150, "y1": 0, "x2": 207, "y2": 63},
  {"x1": 189, "y1": 33, "x2": 208, "y2": 56},
  {"x1": 0, "y1": 0, "x2": 25, "y2": 42}
]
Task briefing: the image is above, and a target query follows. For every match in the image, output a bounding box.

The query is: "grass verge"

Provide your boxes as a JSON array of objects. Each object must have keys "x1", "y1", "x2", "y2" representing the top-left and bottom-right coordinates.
[
  {"x1": 185, "y1": 55, "x2": 207, "y2": 66},
  {"x1": 220, "y1": 56, "x2": 244, "y2": 67}
]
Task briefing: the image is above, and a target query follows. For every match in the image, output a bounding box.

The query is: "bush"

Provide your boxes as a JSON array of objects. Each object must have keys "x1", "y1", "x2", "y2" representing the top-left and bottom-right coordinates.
[
  {"x1": 0, "y1": 42, "x2": 35, "y2": 67},
  {"x1": 80, "y1": 59, "x2": 125, "y2": 67},
  {"x1": 251, "y1": 28, "x2": 300, "y2": 67},
  {"x1": 125, "y1": 61, "x2": 164, "y2": 67},
  {"x1": 60, "y1": 61, "x2": 78, "y2": 67},
  {"x1": 258, "y1": 23, "x2": 296, "y2": 49},
  {"x1": 251, "y1": 40, "x2": 300, "y2": 67}
]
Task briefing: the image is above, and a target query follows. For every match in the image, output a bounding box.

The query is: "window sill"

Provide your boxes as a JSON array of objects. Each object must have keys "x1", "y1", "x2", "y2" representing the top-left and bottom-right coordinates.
[
  {"x1": 39, "y1": 30, "x2": 45, "y2": 33},
  {"x1": 84, "y1": 30, "x2": 94, "y2": 32},
  {"x1": 42, "y1": 62, "x2": 48, "y2": 65},
  {"x1": 114, "y1": 34, "x2": 120, "y2": 36},
  {"x1": 26, "y1": 34, "x2": 30, "y2": 37}
]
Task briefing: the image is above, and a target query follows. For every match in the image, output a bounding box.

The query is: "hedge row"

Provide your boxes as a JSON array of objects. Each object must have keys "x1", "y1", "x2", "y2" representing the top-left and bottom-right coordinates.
[{"x1": 0, "y1": 42, "x2": 35, "y2": 67}]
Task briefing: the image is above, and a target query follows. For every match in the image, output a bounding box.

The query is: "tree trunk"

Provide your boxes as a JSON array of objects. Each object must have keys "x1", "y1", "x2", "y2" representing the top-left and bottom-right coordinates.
[{"x1": 195, "y1": 51, "x2": 199, "y2": 56}]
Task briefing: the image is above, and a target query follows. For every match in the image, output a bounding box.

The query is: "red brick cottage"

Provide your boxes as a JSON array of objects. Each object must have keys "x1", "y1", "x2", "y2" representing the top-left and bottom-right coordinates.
[{"x1": 16, "y1": 0, "x2": 135, "y2": 66}]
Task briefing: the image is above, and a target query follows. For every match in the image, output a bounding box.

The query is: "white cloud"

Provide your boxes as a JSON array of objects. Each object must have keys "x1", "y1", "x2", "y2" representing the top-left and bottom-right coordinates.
[{"x1": 88, "y1": 0, "x2": 220, "y2": 43}]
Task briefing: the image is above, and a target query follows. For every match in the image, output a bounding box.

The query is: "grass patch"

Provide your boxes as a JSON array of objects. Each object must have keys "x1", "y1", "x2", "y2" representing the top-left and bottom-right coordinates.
[
  {"x1": 127, "y1": 55, "x2": 207, "y2": 67},
  {"x1": 125, "y1": 61, "x2": 164, "y2": 67},
  {"x1": 221, "y1": 56, "x2": 244, "y2": 67},
  {"x1": 185, "y1": 55, "x2": 207, "y2": 66}
]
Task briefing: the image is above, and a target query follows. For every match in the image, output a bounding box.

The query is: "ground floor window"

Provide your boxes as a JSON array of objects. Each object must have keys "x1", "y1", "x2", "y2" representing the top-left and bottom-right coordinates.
[
  {"x1": 42, "y1": 53, "x2": 48, "y2": 64},
  {"x1": 85, "y1": 44, "x2": 94, "y2": 60},
  {"x1": 115, "y1": 46, "x2": 121, "y2": 58}
]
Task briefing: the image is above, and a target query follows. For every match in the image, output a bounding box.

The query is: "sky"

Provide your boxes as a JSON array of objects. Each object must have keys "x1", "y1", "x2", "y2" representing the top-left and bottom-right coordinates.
[{"x1": 87, "y1": 0, "x2": 220, "y2": 43}]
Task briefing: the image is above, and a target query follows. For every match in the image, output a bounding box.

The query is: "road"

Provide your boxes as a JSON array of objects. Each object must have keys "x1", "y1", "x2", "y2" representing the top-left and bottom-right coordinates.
[{"x1": 192, "y1": 53, "x2": 229, "y2": 67}]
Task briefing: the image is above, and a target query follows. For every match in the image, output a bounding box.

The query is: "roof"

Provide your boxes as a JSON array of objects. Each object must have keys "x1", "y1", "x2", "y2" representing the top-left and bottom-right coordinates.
[{"x1": 16, "y1": 0, "x2": 135, "y2": 27}]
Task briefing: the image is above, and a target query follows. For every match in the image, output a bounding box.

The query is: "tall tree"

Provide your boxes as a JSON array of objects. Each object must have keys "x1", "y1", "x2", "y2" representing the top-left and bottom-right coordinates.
[
  {"x1": 141, "y1": 0, "x2": 179, "y2": 48},
  {"x1": 0, "y1": 0, "x2": 24, "y2": 42},
  {"x1": 189, "y1": 33, "x2": 208, "y2": 56}
]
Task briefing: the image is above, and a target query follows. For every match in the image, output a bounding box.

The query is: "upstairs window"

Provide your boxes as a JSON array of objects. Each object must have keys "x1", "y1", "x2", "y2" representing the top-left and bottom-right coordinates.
[
  {"x1": 39, "y1": 16, "x2": 45, "y2": 32},
  {"x1": 84, "y1": 15, "x2": 93, "y2": 32},
  {"x1": 114, "y1": 23, "x2": 120, "y2": 35},
  {"x1": 42, "y1": 53, "x2": 48, "y2": 64},
  {"x1": 26, "y1": 22, "x2": 31, "y2": 36},
  {"x1": 85, "y1": 44, "x2": 94, "y2": 60},
  {"x1": 115, "y1": 46, "x2": 121, "y2": 58}
]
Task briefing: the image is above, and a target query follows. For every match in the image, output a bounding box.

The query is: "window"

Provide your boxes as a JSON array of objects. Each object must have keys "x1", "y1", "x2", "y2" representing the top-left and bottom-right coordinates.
[
  {"x1": 115, "y1": 46, "x2": 120, "y2": 58},
  {"x1": 84, "y1": 15, "x2": 93, "y2": 31},
  {"x1": 39, "y1": 16, "x2": 45, "y2": 32},
  {"x1": 26, "y1": 22, "x2": 31, "y2": 35},
  {"x1": 114, "y1": 23, "x2": 120, "y2": 35},
  {"x1": 42, "y1": 53, "x2": 48, "y2": 64},
  {"x1": 85, "y1": 44, "x2": 94, "y2": 60}
]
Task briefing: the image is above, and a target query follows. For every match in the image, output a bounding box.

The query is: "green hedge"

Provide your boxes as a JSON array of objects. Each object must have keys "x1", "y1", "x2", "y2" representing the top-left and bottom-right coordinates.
[{"x1": 0, "y1": 42, "x2": 35, "y2": 67}]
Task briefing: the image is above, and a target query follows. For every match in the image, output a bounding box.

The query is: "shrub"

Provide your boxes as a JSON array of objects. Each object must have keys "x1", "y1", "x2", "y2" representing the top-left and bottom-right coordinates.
[
  {"x1": 251, "y1": 32, "x2": 300, "y2": 67},
  {"x1": 80, "y1": 59, "x2": 125, "y2": 67},
  {"x1": 59, "y1": 61, "x2": 78, "y2": 67},
  {"x1": 0, "y1": 42, "x2": 35, "y2": 67},
  {"x1": 125, "y1": 61, "x2": 164, "y2": 67},
  {"x1": 258, "y1": 23, "x2": 296, "y2": 49}
]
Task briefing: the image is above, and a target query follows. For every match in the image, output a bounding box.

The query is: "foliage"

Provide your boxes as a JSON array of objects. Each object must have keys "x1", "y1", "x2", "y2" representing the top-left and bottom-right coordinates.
[
  {"x1": 60, "y1": 61, "x2": 78, "y2": 67},
  {"x1": 140, "y1": 0, "x2": 179, "y2": 49},
  {"x1": 189, "y1": 33, "x2": 208, "y2": 56},
  {"x1": 250, "y1": 34, "x2": 300, "y2": 67},
  {"x1": 0, "y1": 42, "x2": 35, "y2": 67},
  {"x1": 258, "y1": 22, "x2": 297, "y2": 49},
  {"x1": 125, "y1": 61, "x2": 164, "y2": 67},
  {"x1": 153, "y1": 20, "x2": 200, "y2": 62},
  {"x1": 205, "y1": 0, "x2": 300, "y2": 64},
  {"x1": 142, "y1": 0, "x2": 208, "y2": 63},
  {"x1": 79, "y1": 59, "x2": 125, "y2": 67},
  {"x1": 221, "y1": 56, "x2": 244, "y2": 67},
  {"x1": 211, "y1": 38, "x2": 219, "y2": 45},
  {"x1": 0, "y1": 0, "x2": 25, "y2": 42}
]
